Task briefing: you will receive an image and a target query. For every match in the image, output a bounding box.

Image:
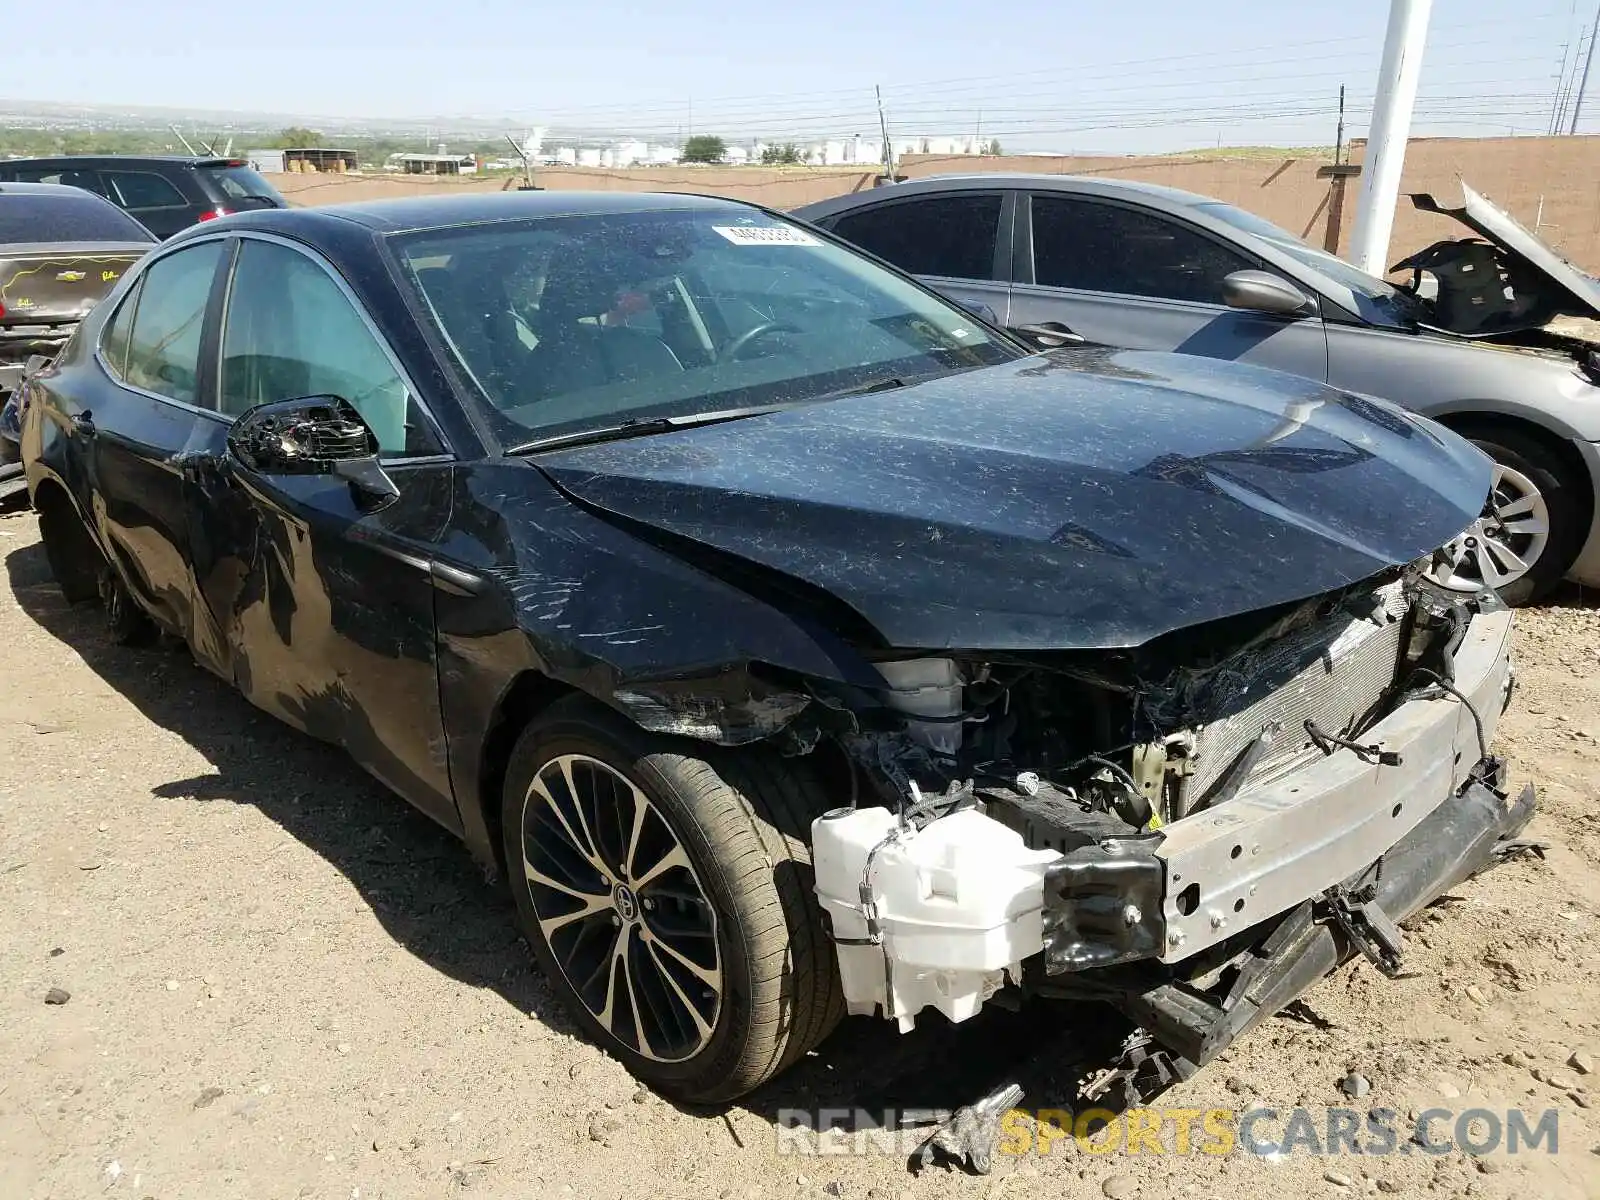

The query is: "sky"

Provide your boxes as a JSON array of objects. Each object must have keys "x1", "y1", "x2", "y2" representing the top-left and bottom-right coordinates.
[{"x1": 7, "y1": 0, "x2": 1599, "y2": 153}]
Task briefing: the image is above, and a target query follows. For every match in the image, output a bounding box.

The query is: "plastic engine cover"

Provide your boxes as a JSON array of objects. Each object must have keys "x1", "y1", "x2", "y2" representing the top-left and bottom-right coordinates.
[{"x1": 811, "y1": 807, "x2": 1061, "y2": 1031}]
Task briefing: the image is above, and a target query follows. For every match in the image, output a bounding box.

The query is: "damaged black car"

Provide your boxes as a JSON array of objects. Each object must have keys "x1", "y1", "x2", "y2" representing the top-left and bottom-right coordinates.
[{"x1": 17, "y1": 192, "x2": 1536, "y2": 1105}]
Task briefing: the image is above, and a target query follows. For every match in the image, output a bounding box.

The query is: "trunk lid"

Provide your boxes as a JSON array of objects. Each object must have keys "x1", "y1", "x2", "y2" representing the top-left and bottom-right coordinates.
[{"x1": 1, "y1": 242, "x2": 147, "y2": 324}]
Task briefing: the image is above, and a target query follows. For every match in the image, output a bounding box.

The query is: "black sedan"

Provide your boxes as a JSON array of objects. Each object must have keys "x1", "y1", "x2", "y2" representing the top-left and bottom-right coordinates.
[{"x1": 17, "y1": 191, "x2": 1529, "y2": 1105}]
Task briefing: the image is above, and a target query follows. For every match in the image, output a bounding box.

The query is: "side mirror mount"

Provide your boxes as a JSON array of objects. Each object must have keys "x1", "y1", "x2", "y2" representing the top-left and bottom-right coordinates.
[
  {"x1": 957, "y1": 299, "x2": 1000, "y2": 325},
  {"x1": 1222, "y1": 270, "x2": 1317, "y2": 317},
  {"x1": 1011, "y1": 320, "x2": 1087, "y2": 349},
  {"x1": 227, "y1": 395, "x2": 399, "y2": 510}
]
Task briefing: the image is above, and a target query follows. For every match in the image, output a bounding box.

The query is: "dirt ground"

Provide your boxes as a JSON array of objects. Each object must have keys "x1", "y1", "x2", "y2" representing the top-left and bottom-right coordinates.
[{"x1": 1, "y1": 506, "x2": 1597, "y2": 1200}]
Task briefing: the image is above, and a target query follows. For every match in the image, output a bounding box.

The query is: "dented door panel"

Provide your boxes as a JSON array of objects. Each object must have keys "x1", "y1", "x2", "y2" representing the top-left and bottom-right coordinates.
[
  {"x1": 428, "y1": 459, "x2": 886, "y2": 870},
  {"x1": 188, "y1": 457, "x2": 459, "y2": 830}
]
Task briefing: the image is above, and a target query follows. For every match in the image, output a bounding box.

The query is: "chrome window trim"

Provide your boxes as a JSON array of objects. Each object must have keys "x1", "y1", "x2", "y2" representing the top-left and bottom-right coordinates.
[{"x1": 93, "y1": 229, "x2": 456, "y2": 461}]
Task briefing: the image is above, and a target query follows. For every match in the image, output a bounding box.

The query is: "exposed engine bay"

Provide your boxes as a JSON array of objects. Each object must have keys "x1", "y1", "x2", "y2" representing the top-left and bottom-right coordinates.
[
  {"x1": 1392, "y1": 182, "x2": 1600, "y2": 375},
  {"x1": 799, "y1": 550, "x2": 1535, "y2": 1101}
]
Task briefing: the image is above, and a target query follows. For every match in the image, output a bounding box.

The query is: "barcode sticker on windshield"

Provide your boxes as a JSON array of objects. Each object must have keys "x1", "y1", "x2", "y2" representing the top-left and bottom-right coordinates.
[{"x1": 712, "y1": 225, "x2": 820, "y2": 246}]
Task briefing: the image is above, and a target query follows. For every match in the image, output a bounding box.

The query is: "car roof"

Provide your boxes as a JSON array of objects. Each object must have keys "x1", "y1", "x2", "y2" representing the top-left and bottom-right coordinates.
[
  {"x1": 0, "y1": 180, "x2": 103, "y2": 196},
  {"x1": 1, "y1": 155, "x2": 241, "y2": 169},
  {"x1": 209, "y1": 189, "x2": 761, "y2": 236},
  {"x1": 793, "y1": 172, "x2": 1226, "y2": 215}
]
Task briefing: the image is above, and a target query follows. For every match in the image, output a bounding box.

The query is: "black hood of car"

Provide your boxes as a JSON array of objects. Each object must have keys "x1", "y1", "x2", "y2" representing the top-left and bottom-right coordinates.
[{"x1": 537, "y1": 348, "x2": 1492, "y2": 651}]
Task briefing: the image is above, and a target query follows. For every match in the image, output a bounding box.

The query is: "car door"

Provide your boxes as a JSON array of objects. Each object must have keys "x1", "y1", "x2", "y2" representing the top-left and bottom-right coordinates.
[
  {"x1": 1009, "y1": 192, "x2": 1330, "y2": 380},
  {"x1": 80, "y1": 237, "x2": 231, "y2": 638},
  {"x1": 186, "y1": 234, "x2": 458, "y2": 826},
  {"x1": 822, "y1": 191, "x2": 1014, "y2": 323},
  {"x1": 102, "y1": 169, "x2": 197, "y2": 238}
]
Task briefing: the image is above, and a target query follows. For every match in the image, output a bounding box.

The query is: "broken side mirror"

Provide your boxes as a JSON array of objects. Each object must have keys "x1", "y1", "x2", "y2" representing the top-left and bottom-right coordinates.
[
  {"x1": 1222, "y1": 270, "x2": 1317, "y2": 318},
  {"x1": 227, "y1": 395, "x2": 400, "y2": 510}
]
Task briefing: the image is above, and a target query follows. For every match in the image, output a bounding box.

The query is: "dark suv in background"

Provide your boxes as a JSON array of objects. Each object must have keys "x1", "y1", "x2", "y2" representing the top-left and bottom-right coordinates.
[{"x1": 0, "y1": 156, "x2": 287, "y2": 237}]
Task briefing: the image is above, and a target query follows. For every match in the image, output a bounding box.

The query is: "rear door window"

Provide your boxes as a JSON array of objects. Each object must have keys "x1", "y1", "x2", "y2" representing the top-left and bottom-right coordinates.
[
  {"x1": 105, "y1": 171, "x2": 189, "y2": 211},
  {"x1": 830, "y1": 194, "x2": 1004, "y2": 281},
  {"x1": 1028, "y1": 194, "x2": 1252, "y2": 304},
  {"x1": 99, "y1": 276, "x2": 145, "y2": 379},
  {"x1": 122, "y1": 241, "x2": 226, "y2": 406}
]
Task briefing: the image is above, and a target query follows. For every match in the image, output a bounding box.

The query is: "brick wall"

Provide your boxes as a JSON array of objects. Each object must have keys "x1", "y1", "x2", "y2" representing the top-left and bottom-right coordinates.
[{"x1": 266, "y1": 136, "x2": 1600, "y2": 272}]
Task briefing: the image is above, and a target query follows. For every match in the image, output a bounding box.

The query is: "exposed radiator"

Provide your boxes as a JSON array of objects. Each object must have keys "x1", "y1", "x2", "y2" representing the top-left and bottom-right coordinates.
[{"x1": 1166, "y1": 580, "x2": 1412, "y2": 801}]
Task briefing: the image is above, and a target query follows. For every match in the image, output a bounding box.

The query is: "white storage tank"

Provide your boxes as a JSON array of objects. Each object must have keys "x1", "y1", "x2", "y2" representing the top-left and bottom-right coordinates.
[{"x1": 812, "y1": 806, "x2": 1061, "y2": 1032}]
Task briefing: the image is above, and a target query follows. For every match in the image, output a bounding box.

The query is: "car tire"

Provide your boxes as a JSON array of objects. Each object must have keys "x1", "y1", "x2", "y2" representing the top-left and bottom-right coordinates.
[
  {"x1": 500, "y1": 695, "x2": 843, "y2": 1102},
  {"x1": 99, "y1": 566, "x2": 156, "y2": 647},
  {"x1": 35, "y1": 488, "x2": 102, "y2": 605},
  {"x1": 1460, "y1": 429, "x2": 1587, "y2": 606}
]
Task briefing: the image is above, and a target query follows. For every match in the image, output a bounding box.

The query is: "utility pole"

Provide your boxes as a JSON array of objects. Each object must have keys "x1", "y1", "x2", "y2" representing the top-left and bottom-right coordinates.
[
  {"x1": 1350, "y1": 0, "x2": 1433, "y2": 275},
  {"x1": 1335, "y1": 85, "x2": 1347, "y2": 164},
  {"x1": 1570, "y1": 3, "x2": 1600, "y2": 133},
  {"x1": 876, "y1": 84, "x2": 896, "y2": 183}
]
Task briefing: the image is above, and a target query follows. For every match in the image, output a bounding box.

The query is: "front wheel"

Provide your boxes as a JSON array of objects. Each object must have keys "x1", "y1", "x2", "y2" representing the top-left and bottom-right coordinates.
[
  {"x1": 1430, "y1": 430, "x2": 1587, "y2": 606},
  {"x1": 500, "y1": 697, "x2": 842, "y2": 1102},
  {"x1": 99, "y1": 566, "x2": 156, "y2": 646}
]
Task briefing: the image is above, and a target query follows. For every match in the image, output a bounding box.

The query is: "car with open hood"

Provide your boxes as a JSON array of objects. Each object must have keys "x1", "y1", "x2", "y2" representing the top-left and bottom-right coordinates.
[
  {"x1": 796, "y1": 175, "x2": 1600, "y2": 606},
  {"x1": 0, "y1": 181, "x2": 156, "y2": 504},
  {"x1": 16, "y1": 192, "x2": 1536, "y2": 1117}
]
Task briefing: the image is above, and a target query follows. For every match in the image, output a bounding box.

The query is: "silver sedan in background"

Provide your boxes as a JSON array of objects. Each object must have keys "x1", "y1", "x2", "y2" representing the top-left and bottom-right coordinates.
[{"x1": 796, "y1": 175, "x2": 1600, "y2": 605}]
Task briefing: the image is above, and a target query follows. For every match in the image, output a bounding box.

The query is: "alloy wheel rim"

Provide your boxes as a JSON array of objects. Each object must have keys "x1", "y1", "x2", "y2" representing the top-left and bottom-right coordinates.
[
  {"x1": 1430, "y1": 462, "x2": 1550, "y2": 592},
  {"x1": 520, "y1": 754, "x2": 721, "y2": 1063}
]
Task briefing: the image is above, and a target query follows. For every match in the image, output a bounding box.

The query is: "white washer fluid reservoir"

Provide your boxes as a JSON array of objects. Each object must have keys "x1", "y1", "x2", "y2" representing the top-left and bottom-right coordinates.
[{"x1": 811, "y1": 806, "x2": 1061, "y2": 1032}]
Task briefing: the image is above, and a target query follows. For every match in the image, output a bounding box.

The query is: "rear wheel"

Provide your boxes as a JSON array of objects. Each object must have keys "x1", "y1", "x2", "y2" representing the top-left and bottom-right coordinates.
[
  {"x1": 1431, "y1": 429, "x2": 1587, "y2": 606},
  {"x1": 500, "y1": 697, "x2": 842, "y2": 1102},
  {"x1": 34, "y1": 485, "x2": 102, "y2": 605}
]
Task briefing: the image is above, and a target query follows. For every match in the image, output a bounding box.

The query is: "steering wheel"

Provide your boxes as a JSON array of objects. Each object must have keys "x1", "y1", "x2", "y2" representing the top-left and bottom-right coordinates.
[{"x1": 720, "y1": 320, "x2": 800, "y2": 362}]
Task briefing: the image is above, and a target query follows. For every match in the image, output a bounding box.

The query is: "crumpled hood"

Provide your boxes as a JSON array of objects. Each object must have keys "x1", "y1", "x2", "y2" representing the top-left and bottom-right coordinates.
[{"x1": 537, "y1": 348, "x2": 1492, "y2": 650}]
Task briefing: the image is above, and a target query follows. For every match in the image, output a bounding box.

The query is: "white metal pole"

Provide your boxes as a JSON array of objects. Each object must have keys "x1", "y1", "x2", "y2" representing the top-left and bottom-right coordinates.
[
  {"x1": 1349, "y1": 0, "x2": 1434, "y2": 274},
  {"x1": 1569, "y1": 4, "x2": 1600, "y2": 134}
]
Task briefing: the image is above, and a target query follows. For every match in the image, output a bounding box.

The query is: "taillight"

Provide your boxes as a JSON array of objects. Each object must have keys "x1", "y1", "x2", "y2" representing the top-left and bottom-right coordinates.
[{"x1": 196, "y1": 207, "x2": 230, "y2": 222}]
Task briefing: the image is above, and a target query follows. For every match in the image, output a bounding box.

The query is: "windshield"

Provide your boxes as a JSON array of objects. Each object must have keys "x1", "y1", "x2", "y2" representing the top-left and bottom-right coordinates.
[
  {"x1": 200, "y1": 164, "x2": 285, "y2": 206},
  {"x1": 1192, "y1": 200, "x2": 1415, "y2": 325},
  {"x1": 0, "y1": 191, "x2": 155, "y2": 244},
  {"x1": 392, "y1": 207, "x2": 1017, "y2": 448}
]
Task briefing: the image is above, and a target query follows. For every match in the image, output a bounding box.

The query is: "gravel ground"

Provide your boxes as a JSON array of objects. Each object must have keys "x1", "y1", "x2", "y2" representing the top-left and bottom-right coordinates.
[{"x1": 1, "y1": 508, "x2": 1597, "y2": 1200}]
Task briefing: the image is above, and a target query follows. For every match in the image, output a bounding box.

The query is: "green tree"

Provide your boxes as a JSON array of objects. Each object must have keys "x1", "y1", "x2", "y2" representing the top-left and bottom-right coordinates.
[
  {"x1": 760, "y1": 142, "x2": 801, "y2": 165},
  {"x1": 681, "y1": 134, "x2": 727, "y2": 164},
  {"x1": 985, "y1": 138, "x2": 1003, "y2": 156},
  {"x1": 274, "y1": 126, "x2": 323, "y2": 148}
]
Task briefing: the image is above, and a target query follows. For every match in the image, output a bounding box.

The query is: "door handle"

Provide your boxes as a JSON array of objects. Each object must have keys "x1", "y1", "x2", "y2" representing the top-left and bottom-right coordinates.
[
  {"x1": 71, "y1": 410, "x2": 95, "y2": 438},
  {"x1": 1011, "y1": 322, "x2": 1087, "y2": 347}
]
